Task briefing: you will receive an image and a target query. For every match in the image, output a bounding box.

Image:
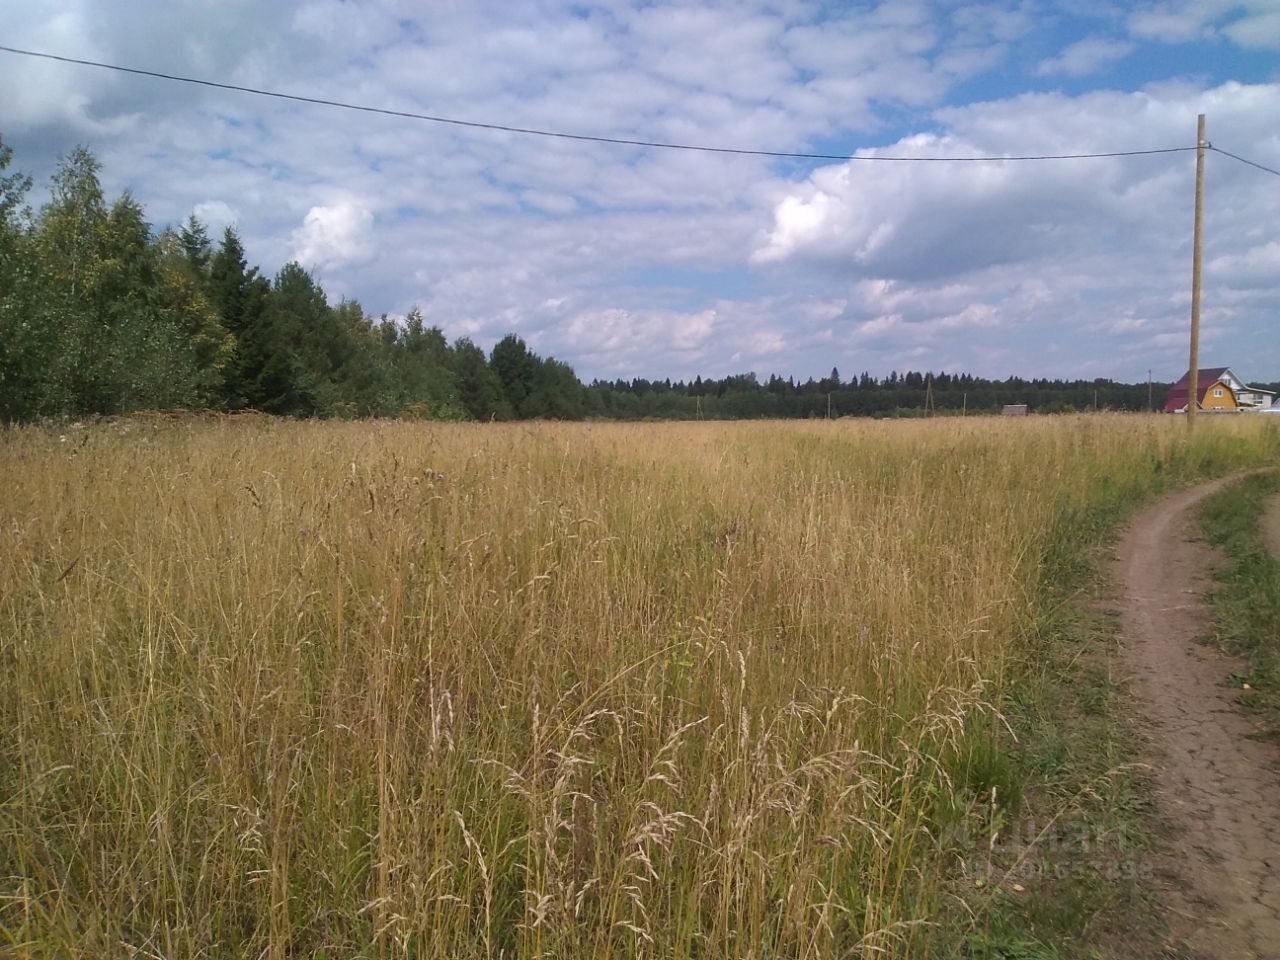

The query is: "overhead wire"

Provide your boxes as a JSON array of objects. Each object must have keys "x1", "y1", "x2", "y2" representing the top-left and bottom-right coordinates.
[
  {"x1": 1208, "y1": 145, "x2": 1280, "y2": 178},
  {"x1": 0, "y1": 44, "x2": 1209, "y2": 164}
]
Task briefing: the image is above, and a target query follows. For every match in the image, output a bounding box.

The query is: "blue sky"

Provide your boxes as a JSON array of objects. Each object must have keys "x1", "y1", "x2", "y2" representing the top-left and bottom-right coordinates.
[{"x1": 1, "y1": 0, "x2": 1277, "y2": 384}]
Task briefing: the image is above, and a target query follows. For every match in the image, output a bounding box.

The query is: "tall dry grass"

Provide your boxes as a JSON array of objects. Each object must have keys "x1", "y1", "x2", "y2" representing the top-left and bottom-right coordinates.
[{"x1": 1, "y1": 415, "x2": 1275, "y2": 958}]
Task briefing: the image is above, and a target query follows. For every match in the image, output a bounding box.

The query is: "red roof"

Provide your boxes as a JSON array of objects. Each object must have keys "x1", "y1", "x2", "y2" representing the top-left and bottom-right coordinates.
[{"x1": 1162, "y1": 367, "x2": 1229, "y2": 413}]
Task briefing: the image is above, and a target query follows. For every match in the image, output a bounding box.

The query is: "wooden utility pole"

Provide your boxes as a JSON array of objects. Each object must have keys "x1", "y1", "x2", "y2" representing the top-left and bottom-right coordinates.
[
  {"x1": 1148, "y1": 369, "x2": 1153, "y2": 412},
  {"x1": 1187, "y1": 113, "x2": 1206, "y2": 426}
]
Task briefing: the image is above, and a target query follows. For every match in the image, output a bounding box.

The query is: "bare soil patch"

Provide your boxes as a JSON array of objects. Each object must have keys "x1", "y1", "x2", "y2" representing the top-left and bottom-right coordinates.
[{"x1": 1114, "y1": 478, "x2": 1280, "y2": 959}]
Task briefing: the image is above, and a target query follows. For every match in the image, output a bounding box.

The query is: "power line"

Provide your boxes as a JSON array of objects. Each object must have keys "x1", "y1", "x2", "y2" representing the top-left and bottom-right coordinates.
[
  {"x1": 1208, "y1": 145, "x2": 1280, "y2": 179},
  {"x1": 0, "y1": 44, "x2": 1200, "y2": 164}
]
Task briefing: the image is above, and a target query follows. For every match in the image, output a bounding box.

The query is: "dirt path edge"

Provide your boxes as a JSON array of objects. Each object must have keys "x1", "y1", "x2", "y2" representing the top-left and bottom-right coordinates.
[{"x1": 1113, "y1": 476, "x2": 1280, "y2": 959}]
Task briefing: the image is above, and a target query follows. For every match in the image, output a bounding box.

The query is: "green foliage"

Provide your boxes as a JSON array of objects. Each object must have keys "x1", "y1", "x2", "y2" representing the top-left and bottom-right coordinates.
[
  {"x1": 966, "y1": 931, "x2": 1060, "y2": 960},
  {"x1": 0, "y1": 144, "x2": 228, "y2": 416},
  {"x1": 209, "y1": 226, "x2": 270, "y2": 410},
  {"x1": 0, "y1": 135, "x2": 32, "y2": 226},
  {"x1": 178, "y1": 213, "x2": 212, "y2": 274},
  {"x1": 0, "y1": 135, "x2": 41, "y2": 419},
  {"x1": 451, "y1": 336, "x2": 512, "y2": 421},
  {"x1": 490, "y1": 333, "x2": 537, "y2": 413},
  {"x1": 392, "y1": 307, "x2": 465, "y2": 418},
  {"x1": 524, "y1": 357, "x2": 586, "y2": 419},
  {"x1": 490, "y1": 334, "x2": 586, "y2": 419},
  {"x1": 154, "y1": 232, "x2": 235, "y2": 405}
]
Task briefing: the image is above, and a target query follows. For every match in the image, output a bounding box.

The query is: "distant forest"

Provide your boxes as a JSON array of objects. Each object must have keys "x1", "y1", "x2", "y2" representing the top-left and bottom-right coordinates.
[{"x1": 1, "y1": 138, "x2": 1250, "y2": 423}]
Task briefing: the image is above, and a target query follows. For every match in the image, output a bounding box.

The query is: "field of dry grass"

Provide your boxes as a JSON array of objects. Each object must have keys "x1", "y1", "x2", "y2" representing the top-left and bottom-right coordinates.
[{"x1": 2, "y1": 414, "x2": 1276, "y2": 958}]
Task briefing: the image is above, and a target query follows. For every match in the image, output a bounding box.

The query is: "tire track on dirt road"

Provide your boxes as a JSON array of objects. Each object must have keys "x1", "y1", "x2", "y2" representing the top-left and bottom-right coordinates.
[{"x1": 1113, "y1": 476, "x2": 1280, "y2": 959}]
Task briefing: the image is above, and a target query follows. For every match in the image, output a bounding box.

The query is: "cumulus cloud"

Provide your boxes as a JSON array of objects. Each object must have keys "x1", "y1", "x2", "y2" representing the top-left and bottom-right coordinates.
[
  {"x1": 291, "y1": 200, "x2": 375, "y2": 272},
  {"x1": 752, "y1": 130, "x2": 1107, "y2": 280},
  {"x1": 191, "y1": 200, "x2": 237, "y2": 236}
]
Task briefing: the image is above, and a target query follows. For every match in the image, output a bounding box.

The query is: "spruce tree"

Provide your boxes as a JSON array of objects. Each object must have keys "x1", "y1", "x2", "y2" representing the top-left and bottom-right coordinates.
[
  {"x1": 178, "y1": 214, "x2": 212, "y2": 276},
  {"x1": 209, "y1": 227, "x2": 269, "y2": 408}
]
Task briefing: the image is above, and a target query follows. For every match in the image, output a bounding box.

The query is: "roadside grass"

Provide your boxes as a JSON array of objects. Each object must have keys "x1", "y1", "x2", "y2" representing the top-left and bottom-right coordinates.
[
  {"x1": 1198, "y1": 470, "x2": 1280, "y2": 733},
  {"x1": 1, "y1": 414, "x2": 1277, "y2": 958},
  {"x1": 940, "y1": 486, "x2": 1166, "y2": 959}
]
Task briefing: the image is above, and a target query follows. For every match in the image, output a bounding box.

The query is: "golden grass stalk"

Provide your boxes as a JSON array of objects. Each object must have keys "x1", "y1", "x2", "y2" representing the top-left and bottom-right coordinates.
[{"x1": 1, "y1": 414, "x2": 1275, "y2": 957}]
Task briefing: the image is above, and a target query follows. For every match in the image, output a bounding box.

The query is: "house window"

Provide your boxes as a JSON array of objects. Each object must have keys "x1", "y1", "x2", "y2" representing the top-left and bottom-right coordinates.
[{"x1": 1214, "y1": 389, "x2": 1223, "y2": 397}]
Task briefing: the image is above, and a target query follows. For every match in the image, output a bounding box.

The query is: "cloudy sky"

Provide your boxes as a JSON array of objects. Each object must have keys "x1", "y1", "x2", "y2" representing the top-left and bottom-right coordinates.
[{"x1": 1, "y1": 1, "x2": 1277, "y2": 384}]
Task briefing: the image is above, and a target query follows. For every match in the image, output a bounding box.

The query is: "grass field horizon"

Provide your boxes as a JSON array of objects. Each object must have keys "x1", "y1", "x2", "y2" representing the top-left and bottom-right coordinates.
[{"x1": 3, "y1": 414, "x2": 1276, "y2": 958}]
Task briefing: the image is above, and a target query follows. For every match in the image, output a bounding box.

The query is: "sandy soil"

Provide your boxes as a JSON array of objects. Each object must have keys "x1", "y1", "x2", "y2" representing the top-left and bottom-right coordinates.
[
  {"x1": 1113, "y1": 478, "x2": 1280, "y2": 959},
  {"x1": 1263, "y1": 493, "x2": 1280, "y2": 560}
]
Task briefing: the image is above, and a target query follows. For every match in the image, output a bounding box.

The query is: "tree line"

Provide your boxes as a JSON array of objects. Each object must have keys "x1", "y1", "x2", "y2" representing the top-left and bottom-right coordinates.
[
  {"x1": 588, "y1": 369, "x2": 1182, "y2": 419},
  {"x1": 1, "y1": 138, "x2": 1213, "y2": 423},
  {"x1": 0, "y1": 138, "x2": 594, "y2": 422}
]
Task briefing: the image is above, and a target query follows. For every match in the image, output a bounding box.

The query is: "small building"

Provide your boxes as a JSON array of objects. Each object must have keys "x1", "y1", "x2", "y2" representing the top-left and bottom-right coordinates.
[
  {"x1": 1162, "y1": 367, "x2": 1272, "y2": 413},
  {"x1": 1237, "y1": 385, "x2": 1276, "y2": 410},
  {"x1": 1001, "y1": 404, "x2": 1028, "y2": 416}
]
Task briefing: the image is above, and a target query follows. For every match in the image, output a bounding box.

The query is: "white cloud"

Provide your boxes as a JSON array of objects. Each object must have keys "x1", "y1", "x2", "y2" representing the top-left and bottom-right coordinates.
[
  {"x1": 753, "y1": 130, "x2": 1108, "y2": 280},
  {"x1": 855, "y1": 314, "x2": 906, "y2": 340},
  {"x1": 191, "y1": 200, "x2": 237, "y2": 237},
  {"x1": 291, "y1": 201, "x2": 375, "y2": 272},
  {"x1": 554, "y1": 305, "x2": 722, "y2": 373},
  {"x1": 1127, "y1": 1, "x2": 1233, "y2": 43},
  {"x1": 1036, "y1": 37, "x2": 1134, "y2": 77},
  {"x1": 1207, "y1": 241, "x2": 1280, "y2": 287},
  {"x1": 1221, "y1": 9, "x2": 1280, "y2": 50},
  {"x1": 1128, "y1": 0, "x2": 1280, "y2": 50}
]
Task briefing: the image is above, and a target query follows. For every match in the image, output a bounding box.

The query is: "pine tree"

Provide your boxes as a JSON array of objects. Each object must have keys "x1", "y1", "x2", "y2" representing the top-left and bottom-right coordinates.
[{"x1": 209, "y1": 227, "x2": 269, "y2": 408}]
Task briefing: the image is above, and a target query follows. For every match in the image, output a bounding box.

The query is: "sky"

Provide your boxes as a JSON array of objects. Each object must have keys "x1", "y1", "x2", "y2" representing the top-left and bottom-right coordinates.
[{"x1": 0, "y1": 1, "x2": 1277, "y2": 385}]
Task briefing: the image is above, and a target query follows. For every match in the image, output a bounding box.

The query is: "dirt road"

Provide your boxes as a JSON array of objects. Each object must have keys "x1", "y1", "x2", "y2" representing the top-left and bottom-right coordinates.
[
  {"x1": 1263, "y1": 492, "x2": 1280, "y2": 559},
  {"x1": 1114, "y1": 477, "x2": 1280, "y2": 959}
]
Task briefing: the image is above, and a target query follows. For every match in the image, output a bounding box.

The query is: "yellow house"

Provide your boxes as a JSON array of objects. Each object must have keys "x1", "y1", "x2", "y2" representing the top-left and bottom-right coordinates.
[{"x1": 1200, "y1": 379, "x2": 1238, "y2": 411}]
